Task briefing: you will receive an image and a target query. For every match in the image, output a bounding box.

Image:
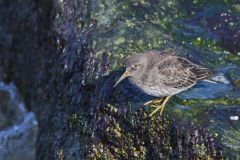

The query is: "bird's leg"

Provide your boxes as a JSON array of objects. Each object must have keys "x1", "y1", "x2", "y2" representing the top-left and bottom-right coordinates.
[
  {"x1": 144, "y1": 98, "x2": 163, "y2": 106},
  {"x1": 149, "y1": 96, "x2": 171, "y2": 117},
  {"x1": 144, "y1": 100, "x2": 155, "y2": 106}
]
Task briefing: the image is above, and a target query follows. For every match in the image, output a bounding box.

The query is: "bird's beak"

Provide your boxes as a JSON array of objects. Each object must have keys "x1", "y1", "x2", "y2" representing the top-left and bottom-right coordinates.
[{"x1": 114, "y1": 70, "x2": 130, "y2": 87}]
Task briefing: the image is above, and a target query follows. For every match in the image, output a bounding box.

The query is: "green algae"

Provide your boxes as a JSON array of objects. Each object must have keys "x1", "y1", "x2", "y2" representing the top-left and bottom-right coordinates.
[
  {"x1": 221, "y1": 129, "x2": 240, "y2": 155},
  {"x1": 89, "y1": 0, "x2": 179, "y2": 73},
  {"x1": 228, "y1": 68, "x2": 240, "y2": 88},
  {"x1": 88, "y1": 105, "x2": 148, "y2": 159},
  {"x1": 56, "y1": 148, "x2": 64, "y2": 160},
  {"x1": 87, "y1": 0, "x2": 240, "y2": 77},
  {"x1": 170, "y1": 95, "x2": 240, "y2": 158},
  {"x1": 68, "y1": 113, "x2": 89, "y2": 135},
  {"x1": 87, "y1": 103, "x2": 223, "y2": 159}
]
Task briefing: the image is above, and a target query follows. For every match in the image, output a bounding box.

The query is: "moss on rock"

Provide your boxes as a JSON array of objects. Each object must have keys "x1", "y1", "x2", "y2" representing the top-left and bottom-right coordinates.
[{"x1": 86, "y1": 103, "x2": 223, "y2": 159}]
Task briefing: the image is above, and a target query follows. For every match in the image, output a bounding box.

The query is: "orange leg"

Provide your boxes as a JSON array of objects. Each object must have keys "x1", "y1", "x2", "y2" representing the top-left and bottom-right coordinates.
[
  {"x1": 144, "y1": 98, "x2": 163, "y2": 106},
  {"x1": 148, "y1": 96, "x2": 171, "y2": 117}
]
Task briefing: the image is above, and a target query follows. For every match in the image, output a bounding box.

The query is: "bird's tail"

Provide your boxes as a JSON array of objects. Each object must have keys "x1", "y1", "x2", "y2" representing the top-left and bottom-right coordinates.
[
  {"x1": 195, "y1": 67, "x2": 230, "y2": 84},
  {"x1": 207, "y1": 74, "x2": 230, "y2": 84},
  {"x1": 201, "y1": 64, "x2": 236, "y2": 85},
  {"x1": 203, "y1": 79, "x2": 218, "y2": 83},
  {"x1": 193, "y1": 66, "x2": 216, "y2": 81}
]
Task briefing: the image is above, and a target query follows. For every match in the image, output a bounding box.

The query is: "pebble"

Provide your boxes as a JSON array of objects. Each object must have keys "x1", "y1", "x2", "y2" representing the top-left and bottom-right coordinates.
[{"x1": 229, "y1": 116, "x2": 239, "y2": 121}]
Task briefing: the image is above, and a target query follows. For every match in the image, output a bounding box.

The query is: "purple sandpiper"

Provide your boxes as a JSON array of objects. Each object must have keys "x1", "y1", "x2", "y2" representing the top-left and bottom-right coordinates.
[{"x1": 114, "y1": 50, "x2": 214, "y2": 116}]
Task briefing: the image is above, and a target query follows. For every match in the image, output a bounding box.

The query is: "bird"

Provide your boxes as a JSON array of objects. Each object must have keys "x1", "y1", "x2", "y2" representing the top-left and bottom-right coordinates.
[{"x1": 114, "y1": 50, "x2": 215, "y2": 117}]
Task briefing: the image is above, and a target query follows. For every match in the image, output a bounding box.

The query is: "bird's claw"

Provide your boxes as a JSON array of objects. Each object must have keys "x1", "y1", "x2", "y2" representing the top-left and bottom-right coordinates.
[
  {"x1": 146, "y1": 96, "x2": 171, "y2": 117},
  {"x1": 149, "y1": 105, "x2": 165, "y2": 117}
]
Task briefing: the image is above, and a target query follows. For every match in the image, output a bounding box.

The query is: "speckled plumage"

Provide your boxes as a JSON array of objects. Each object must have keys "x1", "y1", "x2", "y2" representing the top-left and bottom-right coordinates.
[
  {"x1": 126, "y1": 50, "x2": 214, "y2": 97},
  {"x1": 114, "y1": 50, "x2": 214, "y2": 116}
]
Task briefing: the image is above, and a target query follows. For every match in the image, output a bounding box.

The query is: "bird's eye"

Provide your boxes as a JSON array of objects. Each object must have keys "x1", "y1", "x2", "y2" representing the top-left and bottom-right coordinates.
[{"x1": 130, "y1": 64, "x2": 139, "y2": 71}]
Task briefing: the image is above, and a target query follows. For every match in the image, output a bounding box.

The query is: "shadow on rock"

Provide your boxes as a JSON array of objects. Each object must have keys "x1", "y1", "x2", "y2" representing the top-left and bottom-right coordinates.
[{"x1": 93, "y1": 68, "x2": 155, "y2": 109}]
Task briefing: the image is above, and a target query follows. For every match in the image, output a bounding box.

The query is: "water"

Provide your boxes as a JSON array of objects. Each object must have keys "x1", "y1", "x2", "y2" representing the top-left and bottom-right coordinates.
[{"x1": 179, "y1": 64, "x2": 237, "y2": 99}]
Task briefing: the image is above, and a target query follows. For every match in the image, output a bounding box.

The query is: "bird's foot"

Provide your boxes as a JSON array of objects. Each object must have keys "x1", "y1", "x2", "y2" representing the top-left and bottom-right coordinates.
[
  {"x1": 144, "y1": 96, "x2": 171, "y2": 117},
  {"x1": 149, "y1": 104, "x2": 166, "y2": 117}
]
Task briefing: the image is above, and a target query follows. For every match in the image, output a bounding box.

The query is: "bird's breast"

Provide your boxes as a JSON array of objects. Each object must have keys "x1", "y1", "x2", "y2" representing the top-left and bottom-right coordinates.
[{"x1": 128, "y1": 77, "x2": 190, "y2": 97}]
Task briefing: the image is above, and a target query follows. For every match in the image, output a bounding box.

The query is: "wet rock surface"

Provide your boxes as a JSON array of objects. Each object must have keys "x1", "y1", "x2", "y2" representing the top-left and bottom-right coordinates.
[
  {"x1": 0, "y1": 0, "x2": 240, "y2": 159},
  {"x1": 228, "y1": 68, "x2": 240, "y2": 88},
  {"x1": 88, "y1": 104, "x2": 224, "y2": 159},
  {"x1": 0, "y1": 82, "x2": 38, "y2": 160},
  {"x1": 207, "y1": 11, "x2": 240, "y2": 54}
]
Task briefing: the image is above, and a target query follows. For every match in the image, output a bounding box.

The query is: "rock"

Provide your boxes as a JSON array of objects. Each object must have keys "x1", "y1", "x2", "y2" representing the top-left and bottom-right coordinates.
[
  {"x1": 0, "y1": 0, "x2": 239, "y2": 159},
  {"x1": 227, "y1": 68, "x2": 240, "y2": 88},
  {"x1": 0, "y1": 82, "x2": 38, "y2": 160},
  {"x1": 207, "y1": 11, "x2": 240, "y2": 54}
]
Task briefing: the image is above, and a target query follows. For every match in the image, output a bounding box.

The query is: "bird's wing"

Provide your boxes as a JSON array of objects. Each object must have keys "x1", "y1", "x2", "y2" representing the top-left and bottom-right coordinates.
[
  {"x1": 177, "y1": 57, "x2": 215, "y2": 80},
  {"x1": 157, "y1": 57, "x2": 214, "y2": 89}
]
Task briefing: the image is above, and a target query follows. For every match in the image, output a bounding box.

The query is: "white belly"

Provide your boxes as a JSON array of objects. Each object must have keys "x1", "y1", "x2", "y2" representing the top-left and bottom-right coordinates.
[{"x1": 131, "y1": 80, "x2": 193, "y2": 97}]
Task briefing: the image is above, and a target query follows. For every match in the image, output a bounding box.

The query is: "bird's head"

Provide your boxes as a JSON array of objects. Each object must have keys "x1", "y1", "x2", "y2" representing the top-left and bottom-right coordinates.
[{"x1": 114, "y1": 54, "x2": 147, "y2": 87}]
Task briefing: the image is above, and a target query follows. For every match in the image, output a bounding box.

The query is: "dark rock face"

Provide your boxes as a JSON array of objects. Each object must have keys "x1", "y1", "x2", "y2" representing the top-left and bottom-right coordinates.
[
  {"x1": 207, "y1": 11, "x2": 240, "y2": 54},
  {"x1": 88, "y1": 104, "x2": 223, "y2": 159},
  {"x1": 0, "y1": 0, "x2": 57, "y2": 159},
  {"x1": 0, "y1": 82, "x2": 38, "y2": 160}
]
